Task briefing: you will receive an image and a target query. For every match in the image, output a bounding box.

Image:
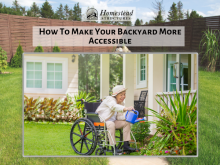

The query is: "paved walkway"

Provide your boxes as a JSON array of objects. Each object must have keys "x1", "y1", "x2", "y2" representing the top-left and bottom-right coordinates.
[{"x1": 108, "y1": 157, "x2": 169, "y2": 165}]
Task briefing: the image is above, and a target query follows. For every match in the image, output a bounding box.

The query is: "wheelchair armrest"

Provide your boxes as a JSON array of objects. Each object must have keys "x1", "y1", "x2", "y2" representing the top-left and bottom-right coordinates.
[{"x1": 86, "y1": 112, "x2": 99, "y2": 116}]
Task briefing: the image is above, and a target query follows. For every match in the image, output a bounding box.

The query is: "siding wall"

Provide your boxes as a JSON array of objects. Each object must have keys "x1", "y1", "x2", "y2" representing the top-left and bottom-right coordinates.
[{"x1": 24, "y1": 53, "x2": 78, "y2": 100}]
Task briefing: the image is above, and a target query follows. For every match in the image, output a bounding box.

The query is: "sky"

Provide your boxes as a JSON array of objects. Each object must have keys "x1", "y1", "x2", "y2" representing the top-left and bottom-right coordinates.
[{"x1": 1, "y1": 0, "x2": 220, "y2": 24}]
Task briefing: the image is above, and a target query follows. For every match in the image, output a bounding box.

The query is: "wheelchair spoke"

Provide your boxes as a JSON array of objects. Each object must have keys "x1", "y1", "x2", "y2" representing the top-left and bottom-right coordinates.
[
  {"x1": 73, "y1": 138, "x2": 82, "y2": 145},
  {"x1": 84, "y1": 139, "x2": 89, "y2": 151},
  {"x1": 85, "y1": 137, "x2": 93, "y2": 142},
  {"x1": 72, "y1": 132, "x2": 81, "y2": 137},
  {"x1": 80, "y1": 139, "x2": 84, "y2": 153},
  {"x1": 77, "y1": 123, "x2": 83, "y2": 135}
]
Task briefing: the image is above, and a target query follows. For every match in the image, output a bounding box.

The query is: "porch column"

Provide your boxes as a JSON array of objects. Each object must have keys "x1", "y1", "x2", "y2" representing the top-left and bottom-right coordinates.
[
  {"x1": 100, "y1": 54, "x2": 109, "y2": 99},
  {"x1": 148, "y1": 54, "x2": 164, "y2": 134},
  {"x1": 123, "y1": 54, "x2": 134, "y2": 107}
]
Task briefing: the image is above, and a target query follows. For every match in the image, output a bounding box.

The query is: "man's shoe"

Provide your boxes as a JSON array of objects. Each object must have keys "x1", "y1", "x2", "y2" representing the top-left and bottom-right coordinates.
[{"x1": 123, "y1": 141, "x2": 136, "y2": 152}]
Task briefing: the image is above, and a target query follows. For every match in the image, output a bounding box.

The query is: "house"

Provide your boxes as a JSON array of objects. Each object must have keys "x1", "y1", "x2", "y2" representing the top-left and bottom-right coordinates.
[
  {"x1": 23, "y1": 53, "x2": 78, "y2": 100},
  {"x1": 23, "y1": 52, "x2": 198, "y2": 134}
]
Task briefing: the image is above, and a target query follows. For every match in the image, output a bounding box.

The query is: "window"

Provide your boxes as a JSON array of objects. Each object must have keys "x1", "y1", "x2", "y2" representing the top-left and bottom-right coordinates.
[
  {"x1": 24, "y1": 56, "x2": 68, "y2": 94},
  {"x1": 26, "y1": 62, "x2": 42, "y2": 88},
  {"x1": 136, "y1": 54, "x2": 147, "y2": 88}
]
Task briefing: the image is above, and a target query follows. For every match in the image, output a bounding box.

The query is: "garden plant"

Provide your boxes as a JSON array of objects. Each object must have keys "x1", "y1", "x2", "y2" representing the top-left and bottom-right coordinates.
[
  {"x1": 52, "y1": 45, "x2": 61, "y2": 52},
  {"x1": 140, "y1": 89, "x2": 197, "y2": 156},
  {"x1": 34, "y1": 45, "x2": 44, "y2": 52},
  {"x1": 200, "y1": 29, "x2": 220, "y2": 72},
  {"x1": 0, "y1": 46, "x2": 7, "y2": 73},
  {"x1": 10, "y1": 43, "x2": 23, "y2": 68}
]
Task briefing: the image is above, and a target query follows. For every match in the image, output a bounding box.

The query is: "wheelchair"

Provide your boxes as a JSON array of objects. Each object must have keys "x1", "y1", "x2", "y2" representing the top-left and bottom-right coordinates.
[{"x1": 70, "y1": 99, "x2": 139, "y2": 156}]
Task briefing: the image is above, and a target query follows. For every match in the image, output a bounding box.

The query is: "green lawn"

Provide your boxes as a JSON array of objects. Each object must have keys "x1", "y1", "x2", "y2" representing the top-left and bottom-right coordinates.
[
  {"x1": 1, "y1": 67, "x2": 220, "y2": 164},
  {"x1": 0, "y1": 67, "x2": 108, "y2": 164},
  {"x1": 167, "y1": 71, "x2": 220, "y2": 165}
]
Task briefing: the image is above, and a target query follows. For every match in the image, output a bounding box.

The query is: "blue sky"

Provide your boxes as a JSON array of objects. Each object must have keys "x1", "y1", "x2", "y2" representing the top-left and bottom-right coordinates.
[{"x1": 1, "y1": 0, "x2": 220, "y2": 24}]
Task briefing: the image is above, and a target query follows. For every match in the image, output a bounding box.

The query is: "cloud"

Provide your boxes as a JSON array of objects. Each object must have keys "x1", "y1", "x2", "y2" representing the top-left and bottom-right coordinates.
[{"x1": 207, "y1": 3, "x2": 220, "y2": 16}]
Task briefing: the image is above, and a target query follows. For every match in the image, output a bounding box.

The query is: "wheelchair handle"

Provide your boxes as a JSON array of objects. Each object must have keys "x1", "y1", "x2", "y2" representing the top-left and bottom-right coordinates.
[{"x1": 76, "y1": 98, "x2": 84, "y2": 105}]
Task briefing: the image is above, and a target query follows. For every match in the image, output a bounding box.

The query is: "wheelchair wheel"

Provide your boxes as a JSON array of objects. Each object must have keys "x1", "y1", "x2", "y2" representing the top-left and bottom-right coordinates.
[
  {"x1": 70, "y1": 118, "x2": 97, "y2": 155},
  {"x1": 95, "y1": 147, "x2": 106, "y2": 155}
]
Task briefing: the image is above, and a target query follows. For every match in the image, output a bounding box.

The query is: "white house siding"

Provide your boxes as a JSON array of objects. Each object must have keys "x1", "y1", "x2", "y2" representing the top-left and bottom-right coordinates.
[
  {"x1": 24, "y1": 53, "x2": 78, "y2": 100},
  {"x1": 133, "y1": 54, "x2": 149, "y2": 116}
]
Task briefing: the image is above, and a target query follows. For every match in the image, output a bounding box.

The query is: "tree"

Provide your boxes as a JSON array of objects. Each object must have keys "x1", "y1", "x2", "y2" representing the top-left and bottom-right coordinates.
[
  {"x1": 40, "y1": 0, "x2": 54, "y2": 18},
  {"x1": 52, "y1": 46, "x2": 61, "y2": 52},
  {"x1": 185, "y1": 10, "x2": 190, "y2": 19},
  {"x1": 167, "y1": 2, "x2": 178, "y2": 22},
  {"x1": 56, "y1": 4, "x2": 64, "y2": 20},
  {"x1": 152, "y1": 0, "x2": 165, "y2": 23},
  {"x1": 140, "y1": 19, "x2": 143, "y2": 25},
  {"x1": 135, "y1": 19, "x2": 141, "y2": 26},
  {"x1": 177, "y1": 1, "x2": 184, "y2": 20},
  {"x1": 73, "y1": 2, "x2": 81, "y2": 21},
  {"x1": 0, "y1": 46, "x2": 7, "y2": 73},
  {"x1": 189, "y1": 10, "x2": 203, "y2": 19},
  {"x1": 10, "y1": 43, "x2": 23, "y2": 68},
  {"x1": 34, "y1": 46, "x2": 44, "y2": 52},
  {"x1": 12, "y1": 0, "x2": 20, "y2": 12},
  {"x1": 64, "y1": 4, "x2": 69, "y2": 20},
  {"x1": 27, "y1": 2, "x2": 40, "y2": 17}
]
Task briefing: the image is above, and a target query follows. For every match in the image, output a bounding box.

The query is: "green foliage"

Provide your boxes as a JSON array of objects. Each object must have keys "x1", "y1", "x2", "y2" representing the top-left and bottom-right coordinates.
[
  {"x1": 73, "y1": 2, "x2": 81, "y2": 21},
  {"x1": 26, "y1": 2, "x2": 40, "y2": 17},
  {"x1": 0, "y1": 46, "x2": 8, "y2": 73},
  {"x1": 135, "y1": 19, "x2": 141, "y2": 26},
  {"x1": 78, "y1": 54, "x2": 100, "y2": 98},
  {"x1": 200, "y1": 29, "x2": 220, "y2": 72},
  {"x1": 131, "y1": 122, "x2": 150, "y2": 145},
  {"x1": 55, "y1": 4, "x2": 65, "y2": 20},
  {"x1": 177, "y1": 1, "x2": 184, "y2": 20},
  {"x1": 10, "y1": 43, "x2": 23, "y2": 68},
  {"x1": 154, "y1": 10, "x2": 165, "y2": 23},
  {"x1": 167, "y1": 2, "x2": 178, "y2": 22},
  {"x1": 24, "y1": 94, "x2": 79, "y2": 122},
  {"x1": 40, "y1": 0, "x2": 54, "y2": 18},
  {"x1": 73, "y1": 91, "x2": 96, "y2": 118},
  {"x1": 189, "y1": 10, "x2": 203, "y2": 19},
  {"x1": 147, "y1": 89, "x2": 197, "y2": 155},
  {"x1": 34, "y1": 46, "x2": 44, "y2": 52},
  {"x1": 52, "y1": 46, "x2": 61, "y2": 52}
]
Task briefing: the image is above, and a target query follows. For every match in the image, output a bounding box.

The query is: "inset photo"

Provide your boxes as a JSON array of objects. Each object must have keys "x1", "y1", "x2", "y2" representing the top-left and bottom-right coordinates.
[{"x1": 23, "y1": 53, "x2": 198, "y2": 157}]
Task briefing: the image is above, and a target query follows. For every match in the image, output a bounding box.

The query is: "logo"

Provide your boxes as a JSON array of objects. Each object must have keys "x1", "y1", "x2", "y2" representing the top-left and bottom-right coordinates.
[{"x1": 86, "y1": 8, "x2": 98, "y2": 21}]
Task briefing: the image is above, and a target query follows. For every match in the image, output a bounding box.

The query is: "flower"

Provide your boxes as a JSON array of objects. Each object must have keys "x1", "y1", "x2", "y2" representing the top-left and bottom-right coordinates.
[
  {"x1": 165, "y1": 151, "x2": 169, "y2": 154},
  {"x1": 144, "y1": 154, "x2": 146, "y2": 156}
]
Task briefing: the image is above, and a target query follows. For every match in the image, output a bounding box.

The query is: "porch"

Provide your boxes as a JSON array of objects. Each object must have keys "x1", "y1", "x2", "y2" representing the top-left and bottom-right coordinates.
[{"x1": 100, "y1": 53, "x2": 198, "y2": 134}]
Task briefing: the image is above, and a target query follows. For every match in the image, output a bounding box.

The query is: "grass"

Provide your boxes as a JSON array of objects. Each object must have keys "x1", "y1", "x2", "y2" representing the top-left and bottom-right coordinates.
[
  {"x1": 167, "y1": 70, "x2": 220, "y2": 164},
  {"x1": 0, "y1": 67, "x2": 108, "y2": 164},
  {"x1": 24, "y1": 121, "x2": 139, "y2": 156}
]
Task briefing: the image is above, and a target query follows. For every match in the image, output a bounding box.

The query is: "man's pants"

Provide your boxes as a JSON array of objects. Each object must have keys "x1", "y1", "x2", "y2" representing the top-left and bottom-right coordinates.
[{"x1": 106, "y1": 120, "x2": 131, "y2": 145}]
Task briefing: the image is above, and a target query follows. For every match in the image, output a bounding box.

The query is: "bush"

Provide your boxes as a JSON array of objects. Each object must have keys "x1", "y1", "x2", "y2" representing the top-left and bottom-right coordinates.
[
  {"x1": 52, "y1": 46, "x2": 61, "y2": 52},
  {"x1": 131, "y1": 121, "x2": 150, "y2": 145},
  {"x1": 10, "y1": 43, "x2": 23, "y2": 68},
  {"x1": 24, "y1": 94, "x2": 79, "y2": 122},
  {"x1": 0, "y1": 46, "x2": 8, "y2": 73},
  {"x1": 34, "y1": 46, "x2": 44, "y2": 52},
  {"x1": 147, "y1": 89, "x2": 197, "y2": 155}
]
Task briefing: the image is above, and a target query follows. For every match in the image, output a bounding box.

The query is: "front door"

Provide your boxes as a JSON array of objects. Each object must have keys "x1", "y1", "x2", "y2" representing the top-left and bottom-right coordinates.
[{"x1": 166, "y1": 54, "x2": 191, "y2": 92}]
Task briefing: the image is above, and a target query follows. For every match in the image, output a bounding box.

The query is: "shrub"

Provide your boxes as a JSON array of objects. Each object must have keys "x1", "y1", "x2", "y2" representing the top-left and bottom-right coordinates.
[
  {"x1": 0, "y1": 46, "x2": 8, "y2": 73},
  {"x1": 34, "y1": 46, "x2": 44, "y2": 52},
  {"x1": 147, "y1": 89, "x2": 197, "y2": 155},
  {"x1": 10, "y1": 43, "x2": 23, "y2": 68},
  {"x1": 131, "y1": 121, "x2": 150, "y2": 145},
  {"x1": 52, "y1": 46, "x2": 61, "y2": 52},
  {"x1": 24, "y1": 94, "x2": 79, "y2": 122}
]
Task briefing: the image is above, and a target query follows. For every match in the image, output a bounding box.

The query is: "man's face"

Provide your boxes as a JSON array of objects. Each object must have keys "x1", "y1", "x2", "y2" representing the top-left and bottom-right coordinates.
[{"x1": 116, "y1": 91, "x2": 126, "y2": 104}]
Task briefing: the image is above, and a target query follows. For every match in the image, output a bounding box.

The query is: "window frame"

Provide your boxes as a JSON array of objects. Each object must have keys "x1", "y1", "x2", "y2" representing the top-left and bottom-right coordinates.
[
  {"x1": 24, "y1": 56, "x2": 68, "y2": 94},
  {"x1": 136, "y1": 54, "x2": 147, "y2": 89}
]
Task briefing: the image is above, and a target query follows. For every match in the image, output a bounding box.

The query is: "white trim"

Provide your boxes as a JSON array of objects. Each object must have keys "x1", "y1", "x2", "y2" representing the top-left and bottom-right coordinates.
[
  {"x1": 163, "y1": 53, "x2": 195, "y2": 92},
  {"x1": 136, "y1": 54, "x2": 147, "y2": 89},
  {"x1": 24, "y1": 56, "x2": 68, "y2": 94}
]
